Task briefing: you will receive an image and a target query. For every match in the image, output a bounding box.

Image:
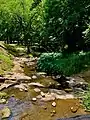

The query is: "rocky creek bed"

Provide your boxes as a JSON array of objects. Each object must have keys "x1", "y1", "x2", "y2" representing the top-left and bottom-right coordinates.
[{"x1": 0, "y1": 56, "x2": 90, "y2": 120}]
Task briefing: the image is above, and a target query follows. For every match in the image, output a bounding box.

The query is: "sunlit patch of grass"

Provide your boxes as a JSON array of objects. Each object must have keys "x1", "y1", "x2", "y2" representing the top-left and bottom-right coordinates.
[
  {"x1": 0, "y1": 49, "x2": 13, "y2": 74},
  {"x1": 4, "y1": 44, "x2": 26, "y2": 56}
]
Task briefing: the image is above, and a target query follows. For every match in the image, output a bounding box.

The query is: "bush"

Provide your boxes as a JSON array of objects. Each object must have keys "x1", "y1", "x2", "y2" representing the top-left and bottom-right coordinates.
[{"x1": 37, "y1": 52, "x2": 90, "y2": 76}]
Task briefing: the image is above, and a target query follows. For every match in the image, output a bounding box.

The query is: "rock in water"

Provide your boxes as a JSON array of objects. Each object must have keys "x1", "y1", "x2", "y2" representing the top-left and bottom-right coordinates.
[
  {"x1": 32, "y1": 75, "x2": 37, "y2": 79},
  {"x1": 52, "y1": 102, "x2": 56, "y2": 107},
  {"x1": 51, "y1": 110, "x2": 56, "y2": 114},
  {"x1": 32, "y1": 98, "x2": 37, "y2": 101},
  {"x1": 34, "y1": 88, "x2": 41, "y2": 93},
  {"x1": 70, "y1": 107, "x2": 78, "y2": 113},
  {"x1": 0, "y1": 107, "x2": 11, "y2": 119},
  {"x1": 14, "y1": 83, "x2": 28, "y2": 91},
  {"x1": 51, "y1": 113, "x2": 54, "y2": 117},
  {"x1": 40, "y1": 92, "x2": 45, "y2": 97}
]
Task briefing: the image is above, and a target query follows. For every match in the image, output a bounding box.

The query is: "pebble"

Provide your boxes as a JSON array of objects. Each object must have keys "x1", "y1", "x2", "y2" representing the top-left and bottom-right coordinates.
[
  {"x1": 34, "y1": 88, "x2": 41, "y2": 93},
  {"x1": 43, "y1": 106, "x2": 47, "y2": 110},
  {"x1": 20, "y1": 65, "x2": 24, "y2": 68},
  {"x1": 51, "y1": 110, "x2": 56, "y2": 114},
  {"x1": 41, "y1": 92, "x2": 45, "y2": 97},
  {"x1": 51, "y1": 113, "x2": 54, "y2": 117},
  {"x1": 32, "y1": 98, "x2": 37, "y2": 101},
  {"x1": 32, "y1": 75, "x2": 37, "y2": 79},
  {"x1": 52, "y1": 102, "x2": 56, "y2": 107},
  {"x1": 0, "y1": 107, "x2": 11, "y2": 119},
  {"x1": 52, "y1": 110, "x2": 56, "y2": 114},
  {"x1": 19, "y1": 88, "x2": 23, "y2": 92},
  {"x1": 70, "y1": 106, "x2": 78, "y2": 113}
]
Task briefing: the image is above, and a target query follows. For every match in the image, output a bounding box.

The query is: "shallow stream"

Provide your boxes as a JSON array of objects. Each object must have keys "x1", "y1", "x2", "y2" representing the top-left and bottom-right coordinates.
[{"x1": 0, "y1": 58, "x2": 90, "y2": 120}]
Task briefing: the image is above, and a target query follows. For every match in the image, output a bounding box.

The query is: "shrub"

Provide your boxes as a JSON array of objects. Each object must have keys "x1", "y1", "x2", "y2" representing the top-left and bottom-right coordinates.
[{"x1": 37, "y1": 52, "x2": 90, "y2": 76}]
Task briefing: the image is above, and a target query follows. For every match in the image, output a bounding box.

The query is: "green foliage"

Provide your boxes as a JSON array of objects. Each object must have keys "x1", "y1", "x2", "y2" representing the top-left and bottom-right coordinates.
[
  {"x1": 37, "y1": 53, "x2": 63, "y2": 74},
  {"x1": 0, "y1": 0, "x2": 43, "y2": 49},
  {"x1": 83, "y1": 86, "x2": 90, "y2": 111},
  {"x1": 37, "y1": 52, "x2": 90, "y2": 76},
  {"x1": 0, "y1": 0, "x2": 90, "y2": 53},
  {"x1": 41, "y1": 0, "x2": 90, "y2": 52},
  {"x1": 83, "y1": 25, "x2": 90, "y2": 48}
]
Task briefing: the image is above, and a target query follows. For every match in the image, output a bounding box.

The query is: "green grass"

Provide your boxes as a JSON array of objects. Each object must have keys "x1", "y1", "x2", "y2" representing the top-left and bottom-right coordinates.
[{"x1": 0, "y1": 44, "x2": 13, "y2": 74}]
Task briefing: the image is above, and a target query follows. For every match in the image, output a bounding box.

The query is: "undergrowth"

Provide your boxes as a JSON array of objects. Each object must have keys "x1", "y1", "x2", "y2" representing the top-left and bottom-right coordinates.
[{"x1": 37, "y1": 52, "x2": 90, "y2": 76}]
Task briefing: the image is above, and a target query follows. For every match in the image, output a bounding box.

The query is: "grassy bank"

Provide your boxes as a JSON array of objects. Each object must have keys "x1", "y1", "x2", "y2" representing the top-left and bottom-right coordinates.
[
  {"x1": 4, "y1": 44, "x2": 26, "y2": 56},
  {"x1": 0, "y1": 43, "x2": 13, "y2": 75}
]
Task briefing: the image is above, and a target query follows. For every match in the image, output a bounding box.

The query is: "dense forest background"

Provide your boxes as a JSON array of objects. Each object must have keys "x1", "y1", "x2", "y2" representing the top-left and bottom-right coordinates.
[{"x1": 0, "y1": 0, "x2": 90, "y2": 53}]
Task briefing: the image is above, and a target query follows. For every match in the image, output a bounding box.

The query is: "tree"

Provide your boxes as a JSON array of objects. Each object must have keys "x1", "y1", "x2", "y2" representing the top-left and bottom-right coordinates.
[
  {"x1": 0, "y1": 0, "x2": 43, "y2": 53},
  {"x1": 42, "y1": 0, "x2": 90, "y2": 52}
]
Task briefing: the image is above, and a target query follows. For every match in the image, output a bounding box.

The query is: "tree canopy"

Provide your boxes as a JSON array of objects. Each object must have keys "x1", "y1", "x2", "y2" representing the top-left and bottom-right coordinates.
[{"x1": 0, "y1": 0, "x2": 90, "y2": 53}]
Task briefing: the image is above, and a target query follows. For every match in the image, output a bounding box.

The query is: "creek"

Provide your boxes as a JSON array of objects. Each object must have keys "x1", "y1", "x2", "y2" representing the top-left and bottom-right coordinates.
[{"x1": 0, "y1": 57, "x2": 90, "y2": 120}]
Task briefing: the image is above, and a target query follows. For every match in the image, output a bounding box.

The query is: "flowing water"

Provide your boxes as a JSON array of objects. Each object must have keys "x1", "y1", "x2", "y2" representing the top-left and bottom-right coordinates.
[{"x1": 0, "y1": 94, "x2": 88, "y2": 120}]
